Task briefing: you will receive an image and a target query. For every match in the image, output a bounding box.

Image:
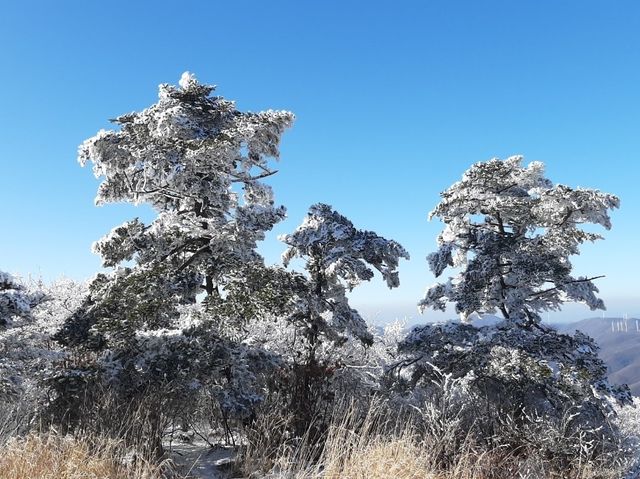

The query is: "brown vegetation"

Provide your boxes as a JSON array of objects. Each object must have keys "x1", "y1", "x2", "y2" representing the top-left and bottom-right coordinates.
[
  {"x1": 0, "y1": 433, "x2": 174, "y2": 479},
  {"x1": 240, "y1": 399, "x2": 627, "y2": 479}
]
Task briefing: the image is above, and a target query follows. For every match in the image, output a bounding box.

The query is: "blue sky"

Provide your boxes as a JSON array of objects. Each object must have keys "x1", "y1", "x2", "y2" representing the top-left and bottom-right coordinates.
[{"x1": 0, "y1": 1, "x2": 638, "y2": 323}]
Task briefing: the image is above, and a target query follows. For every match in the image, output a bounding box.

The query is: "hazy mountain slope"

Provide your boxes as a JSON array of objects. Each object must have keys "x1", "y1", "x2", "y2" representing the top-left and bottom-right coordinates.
[{"x1": 557, "y1": 317, "x2": 640, "y2": 395}]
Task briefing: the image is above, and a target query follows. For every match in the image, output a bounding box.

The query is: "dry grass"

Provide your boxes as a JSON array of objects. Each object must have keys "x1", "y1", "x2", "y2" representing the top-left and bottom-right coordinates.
[
  {"x1": 294, "y1": 434, "x2": 435, "y2": 479},
  {"x1": 246, "y1": 399, "x2": 627, "y2": 479},
  {"x1": 0, "y1": 433, "x2": 174, "y2": 479},
  {"x1": 275, "y1": 434, "x2": 621, "y2": 479}
]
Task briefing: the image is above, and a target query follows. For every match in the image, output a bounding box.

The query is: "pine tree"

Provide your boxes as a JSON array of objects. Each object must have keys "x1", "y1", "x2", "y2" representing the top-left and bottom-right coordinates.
[
  {"x1": 420, "y1": 155, "x2": 618, "y2": 326},
  {"x1": 281, "y1": 203, "x2": 409, "y2": 354},
  {"x1": 52, "y1": 73, "x2": 294, "y2": 453},
  {"x1": 393, "y1": 157, "x2": 630, "y2": 463}
]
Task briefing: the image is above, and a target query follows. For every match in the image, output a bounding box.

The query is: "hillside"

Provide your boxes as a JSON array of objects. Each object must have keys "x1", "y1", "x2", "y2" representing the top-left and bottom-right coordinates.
[{"x1": 557, "y1": 317, "x2": 640, "y2": 396}]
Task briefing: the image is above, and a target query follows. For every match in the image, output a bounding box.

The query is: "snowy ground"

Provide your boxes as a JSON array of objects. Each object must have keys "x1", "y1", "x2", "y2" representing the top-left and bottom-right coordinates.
[{"x1": 169, "y1": 442, "x2": 235, "y2": 479}]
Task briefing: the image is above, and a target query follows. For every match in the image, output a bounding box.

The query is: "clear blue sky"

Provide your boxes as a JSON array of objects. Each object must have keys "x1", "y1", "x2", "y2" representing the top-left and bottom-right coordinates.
[{"x1": 1, "y1": 1, "x2": 638, "y2": 323}]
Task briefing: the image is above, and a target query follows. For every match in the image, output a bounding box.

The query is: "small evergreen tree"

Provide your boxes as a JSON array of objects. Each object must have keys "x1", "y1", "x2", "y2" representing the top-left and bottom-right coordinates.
[
  {"x1": 0, "y1": 277, "x2": 84, "y2": 401},
  {"x1": 281, "y1": 203, "x2": 409, "y2": 356},
  {"x1": 0, "y1": 271, "x2": 32, "y2": 328},
  {"x1": 278, "y1": 203, "x2": 409, "y2": 434}
]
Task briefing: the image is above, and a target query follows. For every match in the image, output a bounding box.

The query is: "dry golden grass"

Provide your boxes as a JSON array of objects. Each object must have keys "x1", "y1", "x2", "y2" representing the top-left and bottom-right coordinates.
[
  {"x1": 280, "y1": 436, "x2": 619, "y2": 479},
  {"x1": 297, "y1": 435, "x2": 435, "y2": 479},
  {"x1": 257, "y1": 401, "x2": 437, "y2": 479},
  {"x1": 249, "y1": 400, "x2": 626, "y2": 479},
  {"x1": 0, "y1": 433, "x2": 172, "y2": 479}
]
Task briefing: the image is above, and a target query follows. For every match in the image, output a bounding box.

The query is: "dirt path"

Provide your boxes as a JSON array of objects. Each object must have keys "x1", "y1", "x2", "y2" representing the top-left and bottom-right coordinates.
[{"x1": 170, "y1": 443, "x2": 235, "y2": 479}]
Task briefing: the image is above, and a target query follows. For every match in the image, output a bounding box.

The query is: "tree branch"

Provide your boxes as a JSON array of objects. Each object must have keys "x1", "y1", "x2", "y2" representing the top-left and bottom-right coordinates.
[
  {"x1": 160, "y1": 237, "x2": 211, "y2": 262},
  {"x1": 555, "y1": 208, "x2": 574, "y2": 228},
  {"x1": 176, "y1": 244, "x2": 212, "y2": 272},
  {"x1": 229, "y1": 169, "x2": 279, "y2": 183},
  {"x1": 529, "y1": 275, "x2": 605, "y2": 299},
  {"x1": 495, "y1": 183, "x2": 518, "y2": 194}
]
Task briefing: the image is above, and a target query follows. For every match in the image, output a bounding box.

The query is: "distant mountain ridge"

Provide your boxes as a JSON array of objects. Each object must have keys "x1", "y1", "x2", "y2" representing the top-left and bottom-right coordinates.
[{"x1": 556, "y1": 317, "x2": 640, "y2": 396}]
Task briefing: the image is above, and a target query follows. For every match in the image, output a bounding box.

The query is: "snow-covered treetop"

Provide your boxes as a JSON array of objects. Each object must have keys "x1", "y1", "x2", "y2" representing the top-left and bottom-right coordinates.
[
  {"x1": 79, "y1": 71, "x2": 294, "y2": 211},
  {"x1": 420, "y1": 156, "x2": 619, "y2": 325},
  {"x1": 281, "y1": 203, "x2": 410, "y2": 290},
  {"x1": 280, "y1": 204, "x2": 409, "y2": 345},
  {"x1": 78, "y1": 73, "x2": 294, "y2": 296},
  {"x1": 0, "y1": 271, "x2": 33, "y2": 327}
]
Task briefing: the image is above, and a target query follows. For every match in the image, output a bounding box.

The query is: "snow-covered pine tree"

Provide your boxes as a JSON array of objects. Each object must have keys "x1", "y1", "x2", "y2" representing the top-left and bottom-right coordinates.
[
  {"x1": 64, "y1": 71, "x2": 292, "y2": 344},
  {"x1": 393, "y1": 157, "x2": 630, "y2": 465},
  {"x1": 419, "y1": 155, "x2": 618, "y2": 325},
  {"x1": 281, "y1": 203, "x2": 409, "y2": 354},
  {"x1": 79, "y1": 71, "x2": 293, "y2": 301},
  {"x1": 52, "y1": 73, "x2": 294, "y2": 452},
  {"x1": 277, "y1": 203, "x2": 409, "y2": 434}
]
